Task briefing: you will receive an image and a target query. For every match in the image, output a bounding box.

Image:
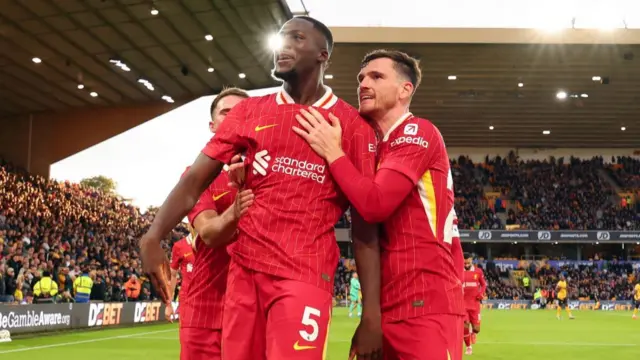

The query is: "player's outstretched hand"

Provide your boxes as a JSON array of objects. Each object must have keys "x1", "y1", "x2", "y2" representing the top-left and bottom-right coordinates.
[
  {"x1": 227, "y1": 154, "x2": 246, "y2": 189},
  {"x1": 293, "y1": 107, "x2": 345, "y2": 164},
  {"x1": 164, "y1": 302, "x2": 175, "y2": 323},
  {"x1": 140, "y1": 236, "x2": 172, "y2": 305},
  {"x1": 233, "y1": 189, "x2": 255, "y2": 219},
  {"x1": 348, "y1": 316, "x2": 383, "y2": 360}
]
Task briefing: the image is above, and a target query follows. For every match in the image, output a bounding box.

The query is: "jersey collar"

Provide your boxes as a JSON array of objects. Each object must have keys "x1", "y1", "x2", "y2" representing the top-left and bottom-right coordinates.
[
  {"x1": 382, "y1": 112, "x2": 413, "y2": 142},
  {"x1": 275, "y1": 85, "x2": 338, "y2": 109}
]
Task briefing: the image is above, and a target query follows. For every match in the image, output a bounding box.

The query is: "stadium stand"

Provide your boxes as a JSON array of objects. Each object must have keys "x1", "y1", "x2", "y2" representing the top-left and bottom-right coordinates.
[
  {"x1": 1, "y1": 152, "x2": 639, "y2": 303},
  {"x1": 0, "y1": 158, "x2": 188, "y2": 304}
]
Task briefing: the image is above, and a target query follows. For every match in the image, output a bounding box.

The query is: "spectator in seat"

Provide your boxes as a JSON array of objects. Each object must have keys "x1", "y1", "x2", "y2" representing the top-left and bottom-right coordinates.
[{"x1": 124, "y1": 274, "x2": 141, "y2": 301}]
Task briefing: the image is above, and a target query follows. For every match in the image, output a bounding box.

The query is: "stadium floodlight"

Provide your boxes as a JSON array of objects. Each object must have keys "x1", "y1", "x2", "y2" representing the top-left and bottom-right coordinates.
[
  {"x1": 556, "y1": 91, "x2": 568, "y2": 100},
  {"x1": 268, "y1": 34, "x2": 283, "y2": 51}
]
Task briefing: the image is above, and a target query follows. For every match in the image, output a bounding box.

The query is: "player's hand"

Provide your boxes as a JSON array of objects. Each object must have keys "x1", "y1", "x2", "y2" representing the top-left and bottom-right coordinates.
[
  {"x1": 227, "y1": 154, "x2": 246, "y2": 189},
  {"x1": 232, "y1": 189, "x2": 255, "y2": 220},
  {"x1": 140, "y1": 235, "x2": 172, "y2": 305},
  {"x1": 349, "y1": 315, "x2": 383, "y2": 360},
  {"x1": 164, "y1": 302, "x2": 175, "y2": 323},
  {"x1": 293, "y1": 107, "x2": 344, "y2": 164}
]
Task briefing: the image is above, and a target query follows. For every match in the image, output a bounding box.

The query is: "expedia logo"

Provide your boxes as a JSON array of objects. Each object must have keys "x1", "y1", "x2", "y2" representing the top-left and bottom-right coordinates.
[
  {"x1": 479, "y1": 231, "x2": 492, "y2": 240},
  {"x1": 597, "y1": 231, "x2": 610, "y2": 240},
  {"x1": 537, "y1": 231, "x2": 551, "y2": 240},
  {"x1": 88, "y1": 303, "x2": 123, "y2": 327},
  {"x1": 134, "y1": 302, "x2": 162, "y2": 323},
  {"x1": 390, "y1": 136, "x2": 429, "y2": 149}
]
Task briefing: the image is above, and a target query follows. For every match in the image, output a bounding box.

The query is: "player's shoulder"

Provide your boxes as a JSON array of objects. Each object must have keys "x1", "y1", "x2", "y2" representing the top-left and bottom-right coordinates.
[
  {"x1": 236, "y1": 93, "x2": 277, "y2": 114},
  {"x1": 333, "y1": 99, "x2": 370, "y2": 126},
  {"x1": 394, "y1": 115, "x2": 442, "y2": 140}
]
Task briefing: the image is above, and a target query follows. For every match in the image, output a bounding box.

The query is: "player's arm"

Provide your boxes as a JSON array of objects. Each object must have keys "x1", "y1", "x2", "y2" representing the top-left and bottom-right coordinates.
[
  {"x1": 188, "y1": 182, "x2": 253, "y2": 248},
  {"x1": 168, "y1": 244, "x2": 182, "y2": 300},
  {"x1": 140, "y1": 101, "x2": 248, "y2": 302},
  {"x1": 294, "y1": 109, "x2": 437, "y2": 223},
  {"x1": 478, "y1": 268, "x2": 487, "y2": 299},
  {"x1": 449, "y1": 211, "x2": 464, "y2": 281}
]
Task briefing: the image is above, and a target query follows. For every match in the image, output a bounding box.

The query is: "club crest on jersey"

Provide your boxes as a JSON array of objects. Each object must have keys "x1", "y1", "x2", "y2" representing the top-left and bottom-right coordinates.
[{"x1": 403, "y1": 123, "x2": 418, "y2": 135}]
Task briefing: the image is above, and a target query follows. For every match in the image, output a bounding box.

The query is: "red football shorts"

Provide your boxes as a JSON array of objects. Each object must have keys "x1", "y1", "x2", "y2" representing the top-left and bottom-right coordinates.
[
  {"x1": 222, "y1": 260, "x2": 333, "y2": 360},
  {"x1": 465, "y1": 306, "x2": 481, "y2": 327},
  {"x1": 179, "y1": 327, "x2": 222, "y2": 360},
  {"x1": 383, "y1": 314, "x2": 464, "y2": 360}
]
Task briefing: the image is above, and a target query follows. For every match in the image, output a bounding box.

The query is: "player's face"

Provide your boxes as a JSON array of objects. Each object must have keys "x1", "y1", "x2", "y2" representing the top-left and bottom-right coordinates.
[
  {"x1": 357, "y1": 58, "x2": 411, "y2": 118},
  {"x1": 464, "y1": 258, "x2": 473, "y2": 270},
  {"x1": 210, "y1": 95, "x2": 245, "y2": 133},
  {"x1": 272, "y1": 18, "x2": 327, "y2": 82}
]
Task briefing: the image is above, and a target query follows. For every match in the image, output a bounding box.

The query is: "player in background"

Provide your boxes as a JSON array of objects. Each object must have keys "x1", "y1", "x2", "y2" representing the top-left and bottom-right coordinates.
[
  {"x1": 168, "y1": 229, "x2": 196, "y2": 305},
  {"x1": 177, "y1": 88, "x2": 253, "y2": 360},
  {"x1": 293, "y1": 49, "x2": 465, "y2": 360},
  {"x1": 349, "y1": 272, "x2": 362, "y2": 318},
  {"x1": 140, "y1": 16, "x2": 383, "y2": 360},
  {"x1": 632, "y1": 282, "x2": 639, "y2": 319},
  {"x1": 555, "y1": 274, "x2": 574, "y2": 320},
  {"x1": 462, "y1": 254, "x2": 486, "y2": 355}
]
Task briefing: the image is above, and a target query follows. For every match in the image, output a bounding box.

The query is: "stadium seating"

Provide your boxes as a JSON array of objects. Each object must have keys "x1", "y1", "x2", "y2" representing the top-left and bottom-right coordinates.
[{"x1": 0, "y1": 158, "x2": 188, "y2": 304}]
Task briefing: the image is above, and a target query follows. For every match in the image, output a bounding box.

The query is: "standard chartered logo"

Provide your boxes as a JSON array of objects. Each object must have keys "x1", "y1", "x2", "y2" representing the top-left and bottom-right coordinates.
[
  {"x1": 252, "y1": 150, "x2": 272, "y2": 176},
  {"x1": 252, "y1": 149, "x2": 326, "y2": 183}
]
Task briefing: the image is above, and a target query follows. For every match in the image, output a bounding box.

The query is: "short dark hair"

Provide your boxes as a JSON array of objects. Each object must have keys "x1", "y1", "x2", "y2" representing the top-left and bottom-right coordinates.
[
  {"x1": 295, "y1": 16, "x2": 334, "y2": 55},
  {"x1": 464, "y1": 252, "x2": 473, "y2": 259},
  {"x1": 361, "y1": 49, "x2": 422, "y2": 91},
  {"x1": 209, "y1": 87, "x2": 249, "y2": 116}
]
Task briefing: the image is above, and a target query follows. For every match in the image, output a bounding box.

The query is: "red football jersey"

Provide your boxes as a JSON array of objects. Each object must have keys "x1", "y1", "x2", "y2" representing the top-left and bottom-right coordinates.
[
  {"x1": 179, "y1": 170, "x2": 236, "y2": 329},
  {"x1": 170, "y1": 237, "x2": 195, "y2": 294},
  {"x1": 462, "y1": 266, "x2": 486, "y2": 307},
  {"x1": 201, "y1": 87, "x2": 377, "y2": 293},
  {"x1": 376, "y1": 113, "x2": 464, "y2": 321}
]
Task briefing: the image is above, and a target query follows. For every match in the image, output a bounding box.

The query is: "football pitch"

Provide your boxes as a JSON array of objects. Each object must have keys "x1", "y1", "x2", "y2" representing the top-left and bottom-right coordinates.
[{"x1": 1, "y1": 308, "x2": 638, "y2": 359}]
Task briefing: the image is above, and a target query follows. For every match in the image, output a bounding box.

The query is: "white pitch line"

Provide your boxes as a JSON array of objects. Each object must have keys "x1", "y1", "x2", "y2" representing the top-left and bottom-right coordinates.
[
  {"x1": 0, "y1": 329, "x2": 176, "y2": 354},
  {"x1": 477, "y1": 341, "x2": 636, "y2": 347}
]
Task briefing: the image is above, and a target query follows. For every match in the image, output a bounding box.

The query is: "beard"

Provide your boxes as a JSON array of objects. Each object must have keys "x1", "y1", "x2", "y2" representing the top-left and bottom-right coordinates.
[{"x1": 272, "y1": 67, "x2": 298, "y2": 82}]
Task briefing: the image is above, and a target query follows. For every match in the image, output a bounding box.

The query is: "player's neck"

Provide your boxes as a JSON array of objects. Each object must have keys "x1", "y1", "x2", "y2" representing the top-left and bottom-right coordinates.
[
  {"x1": 376, "y1": 105, "x2": 410, "y2": 138},
  {"x1": 283, "y1": 71, "x2": 325, "y2": 106}
]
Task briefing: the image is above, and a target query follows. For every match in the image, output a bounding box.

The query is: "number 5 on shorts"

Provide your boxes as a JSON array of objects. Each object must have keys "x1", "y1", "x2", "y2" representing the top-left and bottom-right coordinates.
[{"x1": 299, "y1": 306, "x2": 321, "y2": 342}]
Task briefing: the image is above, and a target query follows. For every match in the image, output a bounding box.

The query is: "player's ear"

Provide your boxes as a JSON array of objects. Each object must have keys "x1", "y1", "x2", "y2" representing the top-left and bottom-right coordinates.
[
  {"x1": 318, "y1": 49, "x2": 329, "y2": 65},
  {"x1": 399, "y1": 81, "x2": 414, "y2": 101}
]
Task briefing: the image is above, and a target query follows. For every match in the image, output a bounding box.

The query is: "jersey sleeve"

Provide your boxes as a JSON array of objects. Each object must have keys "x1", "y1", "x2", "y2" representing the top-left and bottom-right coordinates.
[
  {"x1": 379, "y1": 121, "x2": 443, "y2": 184},
  {"x1": 187, "y1": 186, "x2": 219, "y2": 225},
  {"x1": 201, "y1": 99, "x2": 250, "y2": 164},
  {"x1": 170, "y1": 242, "x2": 182, "y2": 271}
]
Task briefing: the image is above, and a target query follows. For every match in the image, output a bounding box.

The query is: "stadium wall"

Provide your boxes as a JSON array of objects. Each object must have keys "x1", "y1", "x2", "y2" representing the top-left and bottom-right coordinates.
[
  {"x1": 0, "y1": 301, "x2": 178, "y2": 336},
  {"x1": 0, "y1": 101, "x2": 181, "y2": 178}
]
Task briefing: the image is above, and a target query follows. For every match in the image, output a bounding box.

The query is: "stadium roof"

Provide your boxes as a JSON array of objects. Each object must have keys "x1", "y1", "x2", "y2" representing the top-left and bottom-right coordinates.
[
  {"x1": 328, "y1": 40, "x2": 640, "y2": 148},
  {"x1": 2, "y1": 0, "x2": 639, "y2": 149},
  {"x1": 0, "y1": 0, "x2": 289, "y2": 117}
]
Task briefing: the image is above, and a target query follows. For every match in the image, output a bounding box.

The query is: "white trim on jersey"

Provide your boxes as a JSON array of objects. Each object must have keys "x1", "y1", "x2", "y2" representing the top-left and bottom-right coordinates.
[
  {"x1": 382, "y1": 112, "x2": 413, "y2": 142},
  {"x1": 275, "y1": 86, "x2": 338, "y2": 109}
]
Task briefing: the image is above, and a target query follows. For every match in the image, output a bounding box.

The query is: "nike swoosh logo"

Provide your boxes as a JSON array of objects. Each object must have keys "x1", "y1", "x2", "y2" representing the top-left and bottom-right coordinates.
[
  {"x1": 212, "y1": 191, "x2": 230, "y2": 201},
  {"x1": 293, "y1": 341, "x2": 316, "y2": 351},
  {"x1": 255, "y1": 124, "x2": 278, "y2": 132}
]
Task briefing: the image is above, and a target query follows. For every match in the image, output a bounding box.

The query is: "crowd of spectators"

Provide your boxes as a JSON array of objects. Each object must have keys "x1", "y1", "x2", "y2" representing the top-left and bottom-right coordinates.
[
  {"x1": 0, "y1": 159, "x2": 187, "y2": 304},
  {"x1": 608, "y1": 156, "x2": 640, "y2": 190},
  {"x1": 2, "y1": 150, "x2": 640, "y2": 305},
  {"x1": 481, "y1": 260, "x2": 638, "y2": 301}
]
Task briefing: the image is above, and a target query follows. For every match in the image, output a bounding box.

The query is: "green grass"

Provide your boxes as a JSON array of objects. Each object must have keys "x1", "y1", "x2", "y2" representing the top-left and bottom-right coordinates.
[{"x1": 1, "y1": 308, "x2": 639, "y2": 359}]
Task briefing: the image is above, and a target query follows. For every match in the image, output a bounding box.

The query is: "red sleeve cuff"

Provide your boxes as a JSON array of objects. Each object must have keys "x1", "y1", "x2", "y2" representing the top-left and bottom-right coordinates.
[{"x1": 202, "y1": 145, "x2": 234, "y2": 165}]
